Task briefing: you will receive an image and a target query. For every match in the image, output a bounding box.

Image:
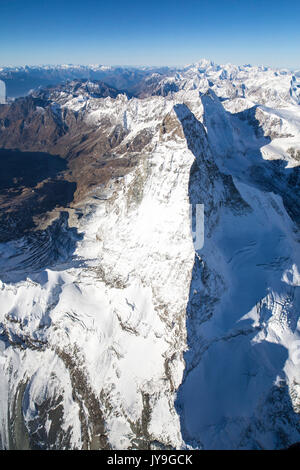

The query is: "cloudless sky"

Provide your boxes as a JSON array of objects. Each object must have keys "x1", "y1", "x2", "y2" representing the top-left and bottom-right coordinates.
[{"x1": 0, "y1": 0, "x2": 299, "y2": 68}]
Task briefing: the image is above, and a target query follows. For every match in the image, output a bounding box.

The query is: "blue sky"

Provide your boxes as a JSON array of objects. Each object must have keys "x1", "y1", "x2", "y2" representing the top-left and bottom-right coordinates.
[{"x1": 0, "y1": 0, "x2": 299, "y2": 68}]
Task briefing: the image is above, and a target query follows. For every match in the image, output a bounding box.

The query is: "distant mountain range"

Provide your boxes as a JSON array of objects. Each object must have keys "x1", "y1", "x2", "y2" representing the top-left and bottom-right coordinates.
[{"x1": 1, "y1": 60, "x2": 299, "y2": 101}]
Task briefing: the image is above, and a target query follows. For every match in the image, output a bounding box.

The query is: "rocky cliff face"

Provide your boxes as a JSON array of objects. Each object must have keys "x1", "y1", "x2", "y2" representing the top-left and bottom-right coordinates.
[{"x1": 0, "y1": 64, "x2": 299, "y2": 449}]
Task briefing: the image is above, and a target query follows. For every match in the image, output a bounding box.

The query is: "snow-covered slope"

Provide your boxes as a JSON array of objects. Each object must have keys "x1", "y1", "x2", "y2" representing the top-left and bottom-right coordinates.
[{"x1": 0, "y1": 61, "x2": 299, "y2": 449}]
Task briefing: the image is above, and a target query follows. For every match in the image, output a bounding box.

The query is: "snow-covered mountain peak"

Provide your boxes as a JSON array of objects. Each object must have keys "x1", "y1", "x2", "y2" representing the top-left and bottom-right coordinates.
[{"x1": 0, "y1": 61, "x2": 299, "y2": 450}]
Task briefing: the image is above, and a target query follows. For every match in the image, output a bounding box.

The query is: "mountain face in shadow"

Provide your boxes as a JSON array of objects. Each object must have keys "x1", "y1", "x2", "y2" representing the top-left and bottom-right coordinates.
[{"x1": 174, "y1": 98, "x2": 300, "y2": 449}]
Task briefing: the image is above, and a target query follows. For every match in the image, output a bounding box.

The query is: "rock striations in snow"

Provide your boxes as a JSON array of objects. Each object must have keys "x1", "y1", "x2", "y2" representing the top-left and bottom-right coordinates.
[{"x1": 0, "y1": 60, "x2": 299, "y2": 450}]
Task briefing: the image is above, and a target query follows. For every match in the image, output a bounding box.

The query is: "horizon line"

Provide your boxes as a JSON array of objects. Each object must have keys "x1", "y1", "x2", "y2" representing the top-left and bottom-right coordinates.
[{"x1": 0, "y1": 61, "x2": 299, "y2": 72}]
